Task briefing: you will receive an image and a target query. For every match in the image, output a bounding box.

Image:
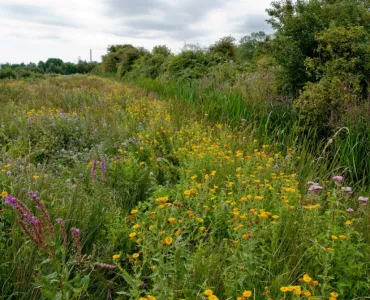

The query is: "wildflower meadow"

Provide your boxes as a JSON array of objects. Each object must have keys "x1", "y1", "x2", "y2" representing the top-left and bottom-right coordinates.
[{"x1": 0, "y1": 76, "x2": 369, "y2": 299}]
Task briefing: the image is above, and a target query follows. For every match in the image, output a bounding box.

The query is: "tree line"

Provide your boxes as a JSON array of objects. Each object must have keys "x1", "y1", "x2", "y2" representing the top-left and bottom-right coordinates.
[{"x1": 0, "y1": 58, "x2": 98, "y2": 79}]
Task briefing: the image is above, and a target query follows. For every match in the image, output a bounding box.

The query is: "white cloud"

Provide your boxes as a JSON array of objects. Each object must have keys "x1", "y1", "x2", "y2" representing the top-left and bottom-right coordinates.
[{"x1": 0, "y1": 0, "x2": 272, "y2": 63}]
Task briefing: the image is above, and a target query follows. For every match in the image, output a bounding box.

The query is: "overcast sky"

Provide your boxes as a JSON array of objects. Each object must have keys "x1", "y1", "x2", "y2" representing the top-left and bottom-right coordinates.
[{"x1": 0, "y1": 0, "x2": 273, "y2": 64}]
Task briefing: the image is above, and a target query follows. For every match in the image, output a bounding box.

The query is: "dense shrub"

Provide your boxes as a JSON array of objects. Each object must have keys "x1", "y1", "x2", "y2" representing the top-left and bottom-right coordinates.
[{"x1": 0, "y1": 68, "x2": 16, "y2": 79}]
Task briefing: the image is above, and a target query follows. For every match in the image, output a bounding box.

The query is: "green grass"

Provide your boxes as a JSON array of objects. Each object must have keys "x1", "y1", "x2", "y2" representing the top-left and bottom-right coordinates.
[{"x1": 129, "y1": 78, "x2": 370, "y2": 188}]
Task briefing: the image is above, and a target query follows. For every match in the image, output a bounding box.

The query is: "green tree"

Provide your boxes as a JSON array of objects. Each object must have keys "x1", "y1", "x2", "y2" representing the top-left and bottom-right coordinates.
[
  {"x1": 238, "y1": 31, "x2": 270, "y2": 60},
  {"x1": 209, "y1": 36, "x2": 237, "y2": 60},
  {"x1": 267, "y1": 0, "x2": 370, "y2": 95}
]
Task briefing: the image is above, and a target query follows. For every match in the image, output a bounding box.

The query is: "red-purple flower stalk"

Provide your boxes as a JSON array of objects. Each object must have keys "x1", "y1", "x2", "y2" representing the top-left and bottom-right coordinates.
[
  {"x1": 4, "y1": 195, "x2": 44, "y2": 247},
  {"x1": 71, "y1": 227, "x2": 82, "y2": 264},
  {"x1": 29, "y1": 191, "x2": 55, "y2": 240}
]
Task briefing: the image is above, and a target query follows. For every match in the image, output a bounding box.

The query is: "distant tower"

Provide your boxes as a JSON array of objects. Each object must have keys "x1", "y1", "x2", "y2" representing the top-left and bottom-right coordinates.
[{"x1": 90, "y1": 49, "x2": 92, "y2": 62}]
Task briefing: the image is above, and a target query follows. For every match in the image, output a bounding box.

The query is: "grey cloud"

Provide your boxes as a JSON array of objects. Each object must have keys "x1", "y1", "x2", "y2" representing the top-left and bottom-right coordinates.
[
  {"x1": 234, "y1": 14, "x2": 272, "y2": 35},
  {"x1": 105, "y1": 0, "x2": 164, "y2": 15},
  {"x1": 104, "y1": 0, "x2": 223, "y2": 40},
  {"x1": 0, "y1": 3, "x2": 78, "y2": 27}
]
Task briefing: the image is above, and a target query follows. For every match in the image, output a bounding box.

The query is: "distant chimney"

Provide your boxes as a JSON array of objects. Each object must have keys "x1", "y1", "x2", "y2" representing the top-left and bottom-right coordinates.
[{"x1": 90, "y1": 49, "x2": 92, "y2": 62}]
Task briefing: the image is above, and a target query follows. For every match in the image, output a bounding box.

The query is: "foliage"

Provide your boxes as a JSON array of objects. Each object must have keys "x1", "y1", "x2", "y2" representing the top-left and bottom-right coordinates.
[
  {"x1": 296, "y1": 25, "x2": 370, "y2": 127},
  {"x1": 0, "y1": 67, "x2": 17, "y2": 79},
  {"x1": 237, "y1": 31, "x2": 271, "y2": 61},
  {"x1": 0, "y1": 59, "x2": 97, "y2": 80},
  {"x1": 209, "y1": 36, "x2": 237, "y2": 60},
  {"x1": 267, "y1": 0, "x2": 370, "y2": 95},
  {"x1": 167, "y1": 48, "x2": 213, "y2": 80},
  {"x1": 1, "y1": 76, "x2": 369, "y2": 299}
]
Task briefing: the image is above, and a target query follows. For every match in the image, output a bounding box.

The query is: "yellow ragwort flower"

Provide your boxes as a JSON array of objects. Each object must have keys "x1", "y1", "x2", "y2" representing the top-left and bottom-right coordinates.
[{"x1": 165, "y1": 236, "x2": 173, "y2": 245}]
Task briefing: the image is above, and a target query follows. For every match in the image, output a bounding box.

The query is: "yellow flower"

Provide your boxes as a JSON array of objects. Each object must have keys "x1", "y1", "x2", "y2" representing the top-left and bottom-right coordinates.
[
  {"x1": 156, "y1": 196, "x2": 169, "y2": 203},
  {"x1": 132, "y1": 253, "x2": 140, "y2": 259},
  {"x1": 302, "y1": 274, "x2": 312, "y2": 283},
  {"x1": 199, "y1": 226, "x2": 206, "y2": 231},
  {"x1": 338, "y1": 234, "x2": 347, "y2": 239},
  {"x1": 131, "y1": 209, "x2": 138, "y2": 214},
  {"x1": 147, "y1": 296, "x2": 156, "y2": 300},
  {"x1": 208, "y1": 296, "x2": 218, "y2": 300},
  {"x1": 280, "y1": 287, "x2": 288, "y2": 292},
  {"x1": 345, "y1": 220, "x2": 352, "y2": 225},
  {"x1": 330, "y1": 292, "x2": 339, "y2": 298},
  {"x1": 165, "y1": 236, "x2": 173, "y2": 245},
  {"x1": 242, "y1": 290, "x2": 252, "y2": 297},
  {"x1": 204, "y1": 289, "x2": 213, "y2": 296},
  {"x1": 1, "y1": 191, "x2": 8, "y2": 197},
  {"x1": 139, "y1": 298, "x2": 147, "y2": 300},
  {"x1": 32, "y1": 175, "x2": 40, "y2": 179},
  {"x1": 331, "y1": 235, "x2": 338, "y2": 240},
  {"x1": 112, "y1": 254, "x2": 120, "y2": 260},
  {"x1": 168, "y1": 217, "x2": 176, "y2": 224},
  {"x1": 129, "y1": 232, "x2": 137, "y2": 238}
]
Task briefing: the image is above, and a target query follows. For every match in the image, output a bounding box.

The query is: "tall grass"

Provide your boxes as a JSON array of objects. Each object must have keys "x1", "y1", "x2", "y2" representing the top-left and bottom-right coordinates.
[{"x1": 128, "y1": 78, "x2": 370, "y2": 187}]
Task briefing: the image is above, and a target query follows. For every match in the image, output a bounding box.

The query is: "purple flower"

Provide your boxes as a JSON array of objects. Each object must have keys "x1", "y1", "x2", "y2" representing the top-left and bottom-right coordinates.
[
  {"x1": 332, "y1": 176, "x2": 344, "y2": 184},
  {"x1": 358, "y1": 196, "x2": 369, "y2": 206},
  {"x1": 346, "y1": 208, "x2": 354, "y2": 213},
  {"x1": 4, "y1": 195, "x2": 18, "y2": 209},
  {"x1": 342, "y1": 187, "x2": 353, "y2": 195},
  {"x1": 307, "y1": 181, "x2": 319, "y2": 187},
  {"x1": 56, "y1": 218, "x2": 63, "y2": 224},
  {"x1": 71, "y1": 227, "x2": 80, "y2": 234}
]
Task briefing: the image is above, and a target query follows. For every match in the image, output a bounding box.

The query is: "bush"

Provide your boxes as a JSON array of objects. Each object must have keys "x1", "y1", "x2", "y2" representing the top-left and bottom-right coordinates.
[
  {"x1": 167, "y1": 49, "x2": 212, "y2": 80},
  {"x1": 0, "y1": 68, "x2": 16, "y2": 79}
]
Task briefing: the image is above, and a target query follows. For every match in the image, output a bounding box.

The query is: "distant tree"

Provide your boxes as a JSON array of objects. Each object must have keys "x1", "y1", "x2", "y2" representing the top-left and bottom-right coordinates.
[
  {"x1": 38, "y1": 61, "x2": 46, "y2": 72},
  {"x1": 167, "y1": 49, "x2": 212, "y2": 80},
  {"x1": 209, "y1": 36, "x2": 237, "y2": 60},
  {"x1": 62, "y1": 62, "x2": 78, "y2": 75},
  {"x1": 152, "y1": 45, "x2": 172, "y2": 57},
  {"x1": 101, "y1": 44, "x2": 141, "y2": 74},
  {"x1": 115, "y1": 45, "x2": 143, "y2": 77},
  {"x1": 0, "y1": 68, "x2": 16, "y2": 79},
  {"x1": 238, "y1": 31, "x2": 270, "y2": 60}
]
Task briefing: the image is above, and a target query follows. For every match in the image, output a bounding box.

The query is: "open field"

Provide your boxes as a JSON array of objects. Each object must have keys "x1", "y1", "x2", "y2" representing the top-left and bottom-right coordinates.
[{"x1": 1, "y1": 76, "x2": 370, "y2": 299}]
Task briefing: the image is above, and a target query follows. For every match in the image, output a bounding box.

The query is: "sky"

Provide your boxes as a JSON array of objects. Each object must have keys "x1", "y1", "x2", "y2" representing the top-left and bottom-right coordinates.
[{"x1": 0, "y1": 0, "x2": 273, "y2": 64}]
